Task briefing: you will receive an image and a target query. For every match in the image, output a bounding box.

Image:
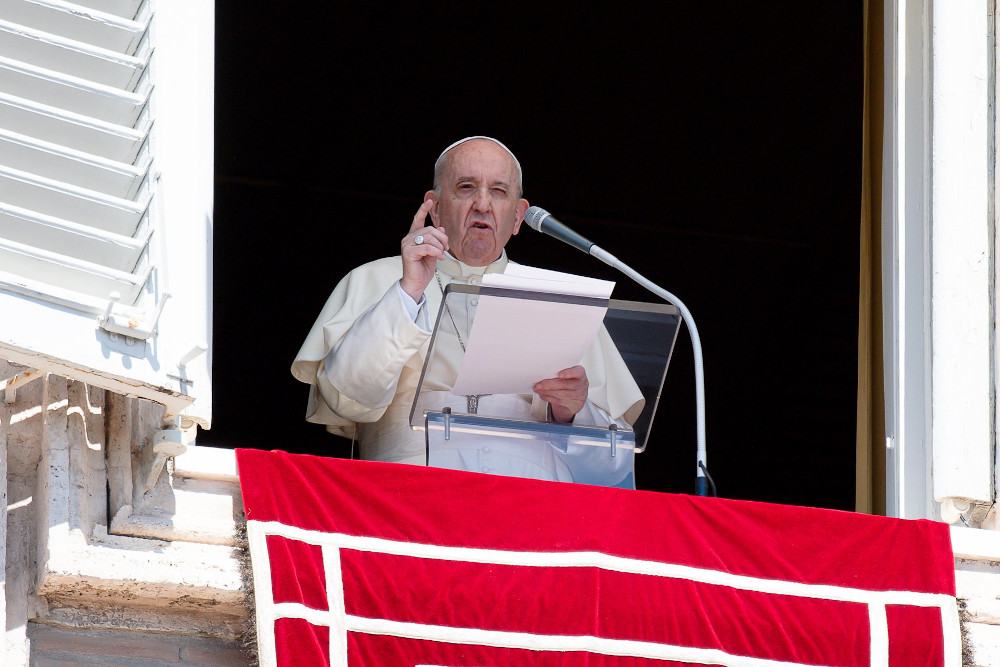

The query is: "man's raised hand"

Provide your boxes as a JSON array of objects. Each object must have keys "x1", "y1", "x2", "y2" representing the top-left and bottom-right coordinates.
[{"x1": 400, "y1": 199, "x2": 448, "y2": 302}]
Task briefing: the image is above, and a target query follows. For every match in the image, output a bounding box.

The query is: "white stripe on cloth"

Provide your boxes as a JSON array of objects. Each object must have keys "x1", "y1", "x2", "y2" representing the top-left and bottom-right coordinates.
[
  {"x1": 868, "y1": 602, "x2": 888, "y2": 667},
  {"x1": 247, "y1": 522, "x2": 278, "y2": 667},
  {"x1": 324, "y1": 545, "x2": 348, "y2": 667},
  {"x1": 251, "y1": 520, "x2": 955, "y2": 608}
]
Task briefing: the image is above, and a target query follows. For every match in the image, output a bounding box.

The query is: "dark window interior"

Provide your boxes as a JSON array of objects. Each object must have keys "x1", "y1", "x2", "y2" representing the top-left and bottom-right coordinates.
[{"x1": 206, "y1": 3, "x2": 863, "y2": 511}]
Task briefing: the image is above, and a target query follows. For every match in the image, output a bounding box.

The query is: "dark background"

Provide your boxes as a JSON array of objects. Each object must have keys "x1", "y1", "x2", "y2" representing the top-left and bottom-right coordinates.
[{"x1": 204, "y1": 3, "x2": 863, "y2": 511}]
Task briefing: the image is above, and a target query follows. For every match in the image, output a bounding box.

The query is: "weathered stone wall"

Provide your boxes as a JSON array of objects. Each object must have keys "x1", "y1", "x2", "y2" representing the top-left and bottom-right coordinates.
[
  {"x1": 0, "y1": 360, "x2": 250, "y2": 666},
  {"x1": 27, "y1": 624, "x2": 247, "y2": 666},
  {"x1": 957, "y1": 557, "x2": 1000, "y2": 667}
]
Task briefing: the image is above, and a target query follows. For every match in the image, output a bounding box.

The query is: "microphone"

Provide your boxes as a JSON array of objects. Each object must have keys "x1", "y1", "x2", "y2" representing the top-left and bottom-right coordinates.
[{"x1": 523, "y1": 206, "x2": 595, "y2": 255}]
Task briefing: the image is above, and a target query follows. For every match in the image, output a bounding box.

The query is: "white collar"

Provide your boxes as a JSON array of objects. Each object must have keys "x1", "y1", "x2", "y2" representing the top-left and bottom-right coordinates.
[{"x1": 436, "y1": 250, "x2": 509, "y2": 279}]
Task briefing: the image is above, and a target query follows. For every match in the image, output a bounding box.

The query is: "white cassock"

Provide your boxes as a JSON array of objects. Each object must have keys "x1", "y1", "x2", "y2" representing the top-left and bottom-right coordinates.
[{"x1": 291, "y1": 251, "x2": 645, "y2": 485}]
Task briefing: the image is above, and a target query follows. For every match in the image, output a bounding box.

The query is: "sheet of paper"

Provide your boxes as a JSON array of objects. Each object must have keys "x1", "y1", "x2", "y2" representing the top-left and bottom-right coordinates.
[
  {"x1": 450, "y1": 292, "x2": 609, "y2": 396},
  {"x1": 482, "y1": 264, "x2": 615, "y2": 298}
]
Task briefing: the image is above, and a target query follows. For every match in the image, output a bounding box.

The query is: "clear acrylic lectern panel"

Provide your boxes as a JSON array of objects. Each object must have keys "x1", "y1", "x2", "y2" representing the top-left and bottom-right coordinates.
[
  {"x1": 410, "y1": 284, "x2": 681, "y2": 487},
  {"x1": 425, "y1": 411, "x2": 637, "y2": 489}
]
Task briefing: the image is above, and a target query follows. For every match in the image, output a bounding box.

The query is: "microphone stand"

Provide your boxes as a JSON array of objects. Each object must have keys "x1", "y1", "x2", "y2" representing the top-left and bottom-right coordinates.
[
  {"x1": 589, "y1": 245, "x2": 710, "y2": 497},
  {"x1": 523, "y1": 206, "x2": 710, "y2": 496}
]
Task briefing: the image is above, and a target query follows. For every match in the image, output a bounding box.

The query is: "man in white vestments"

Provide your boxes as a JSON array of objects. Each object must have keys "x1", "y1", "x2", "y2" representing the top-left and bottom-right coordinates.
[{"x1": 292, "y1": 137, "x2": 644, "y2": 484}]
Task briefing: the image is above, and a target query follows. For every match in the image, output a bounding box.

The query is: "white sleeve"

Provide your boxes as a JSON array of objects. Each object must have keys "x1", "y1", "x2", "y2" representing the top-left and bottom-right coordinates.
[
  {"x1": 396, "y1": 281, "x2": 430, "y2": 328},
  {"x1": 568, "y1": 399, "x2": 632, "y2": 429},
  {"x1": 319, "y1": 282, "x2": 431, "y2": 420},
  {"x1": 530, "y1": 394, "x2": 631, "y2": 429}
]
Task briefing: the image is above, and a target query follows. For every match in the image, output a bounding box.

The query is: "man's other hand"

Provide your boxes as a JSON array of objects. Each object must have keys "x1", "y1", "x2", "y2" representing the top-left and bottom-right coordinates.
[{"x1": 533, "y1": 365, "x2": 588, "y2": 424}]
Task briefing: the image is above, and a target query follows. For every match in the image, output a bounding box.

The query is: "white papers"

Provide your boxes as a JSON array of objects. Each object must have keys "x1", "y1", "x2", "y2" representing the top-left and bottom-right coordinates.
[
  {"x1": 483, "y1": 263, "x2": 615, "y2": 298},
  {"x1": 450, "y1": 268, "x2": 613, "y2": 396}
]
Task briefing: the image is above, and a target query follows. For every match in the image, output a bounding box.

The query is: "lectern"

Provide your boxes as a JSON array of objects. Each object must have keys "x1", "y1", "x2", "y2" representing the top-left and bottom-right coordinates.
[{"x1": 409, "y1": 283, "x2": 680, "y2": 488}]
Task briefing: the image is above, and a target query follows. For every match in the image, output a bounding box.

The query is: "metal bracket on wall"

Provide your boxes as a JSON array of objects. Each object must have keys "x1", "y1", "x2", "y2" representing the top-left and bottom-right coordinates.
[
  {"x1": 143, "y1": 417, "x2": 188, "y2": 493},
  {"x1": 0, "y1": 368, "x2": 42, "y2": 403},
  {"x1": 98, "y1": 291, "x2": 171, "y2": 342}
]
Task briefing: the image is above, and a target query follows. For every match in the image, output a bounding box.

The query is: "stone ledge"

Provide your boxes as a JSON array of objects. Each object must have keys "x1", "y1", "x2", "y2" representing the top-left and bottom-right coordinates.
[
  {"x1": 952, "y1": 525, "x2": 1000, "y2": 562},
  {"x1": 36, "y1": 599, "x2": 248, "y2": 640},
  {"x1": 28, "y1": 622, "x2": 250, "y2": 665},
  {"x1": 174, "y1": 443, "x2": 239, "y2": 481},
  {"x1": 36, "y1": 525, "x2": 248, "y2": 636}
]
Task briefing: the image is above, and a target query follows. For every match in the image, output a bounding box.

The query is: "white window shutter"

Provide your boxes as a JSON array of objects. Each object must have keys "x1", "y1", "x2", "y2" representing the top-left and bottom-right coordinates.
[
  {"x1": 928, "y1": 2, "x2": 993, "y2": 517},
  {"x1": 0, "y1": 0, "x2": 213, "y2": 427}
]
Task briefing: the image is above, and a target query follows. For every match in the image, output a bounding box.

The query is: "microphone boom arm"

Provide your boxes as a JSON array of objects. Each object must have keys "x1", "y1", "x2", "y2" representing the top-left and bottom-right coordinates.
[
  {"x1": 523, "y1": 205, "x2": 709, "y2": 495},
  {"x1": 590, "y1": 244, "x2": 709, "y2": 496}
]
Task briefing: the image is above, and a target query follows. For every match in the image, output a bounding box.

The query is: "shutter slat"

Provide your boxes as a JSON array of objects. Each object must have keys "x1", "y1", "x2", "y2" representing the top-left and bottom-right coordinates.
[
  {"x1": 0, "y1": 0, "x2": 147, "y2": 55},
  {"x1": 0, "y1": 127, "x2": 145, "y2": 198},
  {"x1": 70, "y1": 0, "x2": 144, "y2": 22},
  {"x1": 0, "y1": 236, "x2": 146, "y2": 301},
  {"x1": 0, "y1": 92, "x2": 146, "y2": 162},
  {"x1": 0, "y1": 56, "x2": 147, "y2": 126},
  {"x1": 0, "y1": 165, "x2": 146, "y2": 236},
  {"x1": 0, "y1": 201, "x2": 145, "y2": 271},
  {"x1": 0, "y1": 18, "x2": 146, "y2": 90}
]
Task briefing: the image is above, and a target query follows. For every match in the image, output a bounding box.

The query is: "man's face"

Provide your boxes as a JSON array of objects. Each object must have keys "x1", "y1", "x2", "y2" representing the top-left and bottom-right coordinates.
[{"x1": 427, "y1": 140, "x2": 529, "y2": 266}]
